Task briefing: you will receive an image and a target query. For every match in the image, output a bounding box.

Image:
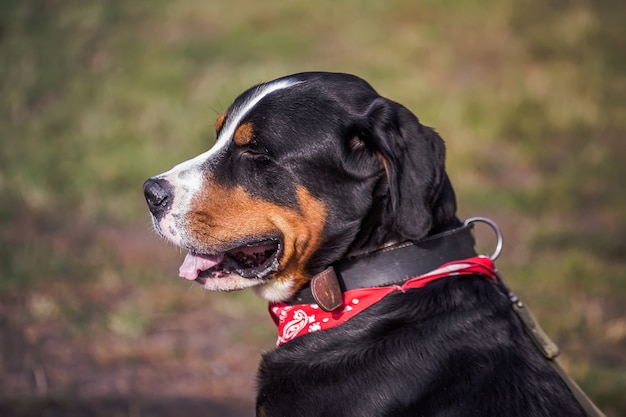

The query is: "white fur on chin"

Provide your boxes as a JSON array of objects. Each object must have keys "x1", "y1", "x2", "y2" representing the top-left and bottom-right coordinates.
[{"x1": 254, "y1": 278, "x2": 296, "y2": 303}]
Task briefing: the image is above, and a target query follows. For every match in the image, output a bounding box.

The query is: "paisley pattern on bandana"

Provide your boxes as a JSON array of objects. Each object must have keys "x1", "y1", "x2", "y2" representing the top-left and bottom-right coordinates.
[{"x1": 269, "y1": 256, "x2": 498, "y2": 346}]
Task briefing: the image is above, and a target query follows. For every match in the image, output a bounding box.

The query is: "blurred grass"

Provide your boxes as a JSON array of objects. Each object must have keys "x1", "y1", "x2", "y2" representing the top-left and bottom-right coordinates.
[{"x1": 1, "y1": 0, "x2": 625, "y2": 415}]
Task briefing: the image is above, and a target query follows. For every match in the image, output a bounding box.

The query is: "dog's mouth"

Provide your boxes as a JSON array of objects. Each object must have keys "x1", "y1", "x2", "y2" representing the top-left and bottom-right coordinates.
[{"x1": 179, "y1": 240, "x2": 281, "y2": 285}]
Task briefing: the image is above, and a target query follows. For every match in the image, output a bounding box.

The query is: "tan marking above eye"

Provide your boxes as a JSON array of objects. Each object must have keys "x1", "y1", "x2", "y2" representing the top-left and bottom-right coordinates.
[
  {"x1": 186, "y1": 181, "x2": 327, "y2": 288},
  {"x1": 215, "y1": 111, "x2": 227, "y2": 132},
  {"x1": 234, "y1": 122, "x2": 255, "y2": 146}
]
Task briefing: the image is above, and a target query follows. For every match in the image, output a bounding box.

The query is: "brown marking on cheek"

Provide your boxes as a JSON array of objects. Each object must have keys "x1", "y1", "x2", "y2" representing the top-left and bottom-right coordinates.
[
  {"x1": 186, "y1": 180, "x2": 327, "y2": 289},
  {"x1": 283, "y1": 186, "x2": 327, "y2": 288},
  {"x1": 234, "y1": 122, "x2": 254, "y2": 146},
  {"x1": 186, "y1": 182, "x2": 276, "y2": 249},
  {"x1": 215, "y1": 111, "x2": 227, "y2": 132}
]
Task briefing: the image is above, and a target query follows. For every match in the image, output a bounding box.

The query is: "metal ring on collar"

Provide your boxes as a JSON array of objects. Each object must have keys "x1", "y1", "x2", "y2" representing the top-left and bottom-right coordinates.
[{"x1": 463, "y1": 217, "x2": 503, "y2": 261}]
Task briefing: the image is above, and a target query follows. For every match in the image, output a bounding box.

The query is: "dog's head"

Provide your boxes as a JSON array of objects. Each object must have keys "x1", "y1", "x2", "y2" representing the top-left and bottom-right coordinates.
[{"x1": 144, "y1": 72, "x2": 457, "y2": 302}]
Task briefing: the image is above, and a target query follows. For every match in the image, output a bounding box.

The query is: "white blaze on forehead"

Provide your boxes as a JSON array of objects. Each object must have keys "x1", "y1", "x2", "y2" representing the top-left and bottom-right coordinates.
[{"x1": 157, "y1": 78, "x2": 303, "y2": 180}]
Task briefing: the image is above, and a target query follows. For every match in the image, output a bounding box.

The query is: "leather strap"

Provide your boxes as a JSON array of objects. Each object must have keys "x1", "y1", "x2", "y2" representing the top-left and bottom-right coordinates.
[
  {"x1": 497, "y1": 271, "x2": 606, "y2": 417},
  {"x1": 289, "y1": 224, "x2": 477, "y2": 310},
  {"x1": 547, "y1": 359, "x2": 607, "y2": 417},
  {"x1": 310, "y1": 267, "x2": 343, "y2": 312}
]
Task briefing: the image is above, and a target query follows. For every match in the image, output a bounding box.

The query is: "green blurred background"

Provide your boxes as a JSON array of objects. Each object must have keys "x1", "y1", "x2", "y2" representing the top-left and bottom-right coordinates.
[{"x1": 1, "y1": 0, "x2": 625, "y2": 415}]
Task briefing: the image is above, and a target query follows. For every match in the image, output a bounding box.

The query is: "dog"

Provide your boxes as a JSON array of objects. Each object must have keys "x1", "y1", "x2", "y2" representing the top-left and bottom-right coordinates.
[{"x1": 144, "y1": 72, "x2": 588, "y2": 416}]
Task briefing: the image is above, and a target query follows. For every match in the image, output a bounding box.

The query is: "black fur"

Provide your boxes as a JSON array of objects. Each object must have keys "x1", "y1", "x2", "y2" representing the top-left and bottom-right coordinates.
[
  {"x1": 152, "y1": 72, "x2": 586, "y2": 416},
  {"x1": 238, "y1": 73, "x2": 584, "y2": 416},
  {"x1": 258, "y1": 279, "x2": 583, "y2": 417}
]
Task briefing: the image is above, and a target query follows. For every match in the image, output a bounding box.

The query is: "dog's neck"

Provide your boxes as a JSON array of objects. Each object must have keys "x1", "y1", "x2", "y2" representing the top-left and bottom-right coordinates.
[
  {"x1": 289, "y1": 220, "x2": 476, "y2": 312},
  {"x1": 346, "y1": 216, "x2": 464, "y2": 259},
  {"x1": 272, "y1": 254, "x2": 497, "y2": 345}
]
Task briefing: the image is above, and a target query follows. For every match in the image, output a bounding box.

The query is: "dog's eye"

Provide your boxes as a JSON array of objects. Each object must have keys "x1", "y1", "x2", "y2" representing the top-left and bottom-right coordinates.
[{"x1": 241, "y1": 149, "x2": 271, "y2": 162}]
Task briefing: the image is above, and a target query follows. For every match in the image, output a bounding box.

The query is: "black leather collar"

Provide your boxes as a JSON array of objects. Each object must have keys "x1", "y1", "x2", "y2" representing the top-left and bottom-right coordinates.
[{"x1": 288, "y1": 224, "x2": 477, "y2": 309}]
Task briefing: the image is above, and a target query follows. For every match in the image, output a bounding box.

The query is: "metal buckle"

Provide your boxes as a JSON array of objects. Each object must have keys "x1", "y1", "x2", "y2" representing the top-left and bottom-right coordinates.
[{"x1": 463, "y1": 217, "x2": 503, "y2": 261}]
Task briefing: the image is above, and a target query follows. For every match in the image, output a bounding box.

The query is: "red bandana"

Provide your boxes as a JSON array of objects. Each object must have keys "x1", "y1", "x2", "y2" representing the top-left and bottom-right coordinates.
[{"x1": 269, "y1": 255, "x2": 498, "y2": 346}]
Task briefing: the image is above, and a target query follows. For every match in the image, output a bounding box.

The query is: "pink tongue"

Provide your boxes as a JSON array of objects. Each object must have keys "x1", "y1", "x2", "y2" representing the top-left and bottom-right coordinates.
[{"x1": 179, "y1": 252, "x2": 224, "y2": 280}]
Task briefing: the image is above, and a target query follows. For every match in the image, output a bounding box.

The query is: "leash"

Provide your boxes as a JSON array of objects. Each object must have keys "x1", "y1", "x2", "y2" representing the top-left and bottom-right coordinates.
[
  {"x1": 504, "y1": 281, "x2": 607, "y2": 417},
  {"x1": 471, "y1": 218, "x2": 606, "y2": 417}
]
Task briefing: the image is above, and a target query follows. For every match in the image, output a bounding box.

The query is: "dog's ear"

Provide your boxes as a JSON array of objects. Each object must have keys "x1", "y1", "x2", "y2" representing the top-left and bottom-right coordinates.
[{"x1": 361, "y1": 97, "x2": 457, "y2": 241}]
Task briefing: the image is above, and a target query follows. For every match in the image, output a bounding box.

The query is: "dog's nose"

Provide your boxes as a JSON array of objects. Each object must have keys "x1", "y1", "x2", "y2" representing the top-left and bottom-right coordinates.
[{"x1": 143, "y1": 178, "x2": 173, "y2": 217}]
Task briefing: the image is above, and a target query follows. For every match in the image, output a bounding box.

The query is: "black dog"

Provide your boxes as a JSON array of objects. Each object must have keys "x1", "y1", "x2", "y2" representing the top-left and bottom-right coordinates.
[{"x1": 144, "y1": 72, "x2": 587, "y2": 416}]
